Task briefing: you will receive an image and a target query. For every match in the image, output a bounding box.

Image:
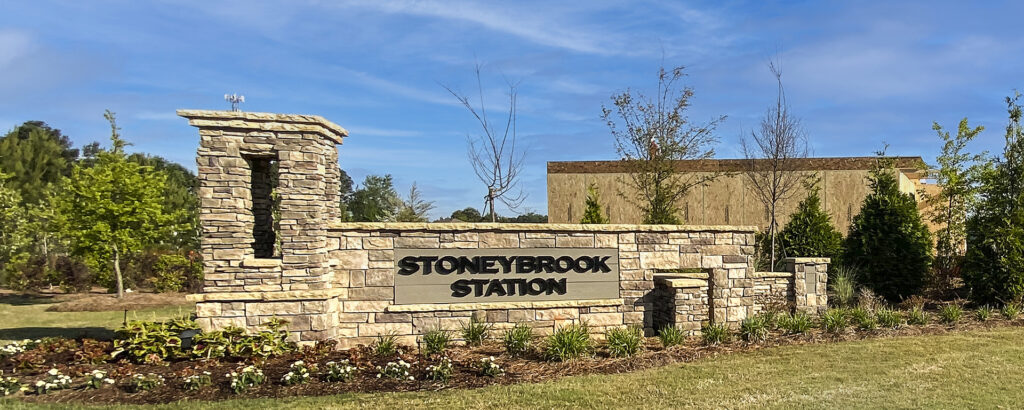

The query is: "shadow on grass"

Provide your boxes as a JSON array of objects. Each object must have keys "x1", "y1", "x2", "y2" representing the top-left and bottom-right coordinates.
[
  {"x1": 0, "y1": 327, "x2": 115, "y2": 341},
  {"x1": 0, "y1": 294, "x2": 59, "y2": 306}
]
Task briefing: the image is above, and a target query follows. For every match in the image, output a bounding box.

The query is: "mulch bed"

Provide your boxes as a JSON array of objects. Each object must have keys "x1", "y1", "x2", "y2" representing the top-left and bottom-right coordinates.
[
  {"x1": 44, "y1": 293, "x2": 191, "y2": 312},
  {"x1": 5, "y1": 318, "x2": 1021, "y2": 406}
]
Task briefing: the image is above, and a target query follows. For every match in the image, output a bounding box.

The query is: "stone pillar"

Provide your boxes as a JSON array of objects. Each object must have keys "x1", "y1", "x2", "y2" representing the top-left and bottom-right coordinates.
[
  {"x1": 785, "y1": 257, "x2": 830, "y2": 314},
  {"x1": 180, "y1": 110, "x2": 349, "y2": 342}
]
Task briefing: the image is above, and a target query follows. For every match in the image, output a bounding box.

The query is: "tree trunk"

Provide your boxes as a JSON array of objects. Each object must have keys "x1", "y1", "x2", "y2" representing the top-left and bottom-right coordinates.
[
  {"x1": 488, "y1": 188, "x2": 496, "y2": 222},
  {"x1": 769, "y1": 204, "x2": 777, "y2": 271},
  {"x1": 113, "y1": 243, "x2": 124, "y2": 299}
]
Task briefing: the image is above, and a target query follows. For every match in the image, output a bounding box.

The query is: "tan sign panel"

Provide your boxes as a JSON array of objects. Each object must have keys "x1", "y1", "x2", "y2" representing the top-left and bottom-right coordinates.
[{"x1": 394, "y1": 248, "x2": 620, "y2": 305}]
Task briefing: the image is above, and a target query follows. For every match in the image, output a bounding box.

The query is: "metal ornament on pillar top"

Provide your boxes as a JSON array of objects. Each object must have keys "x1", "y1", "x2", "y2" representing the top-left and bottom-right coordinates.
[{"x1": 224, "y1": 93, "x2": 245, "y2": 112}]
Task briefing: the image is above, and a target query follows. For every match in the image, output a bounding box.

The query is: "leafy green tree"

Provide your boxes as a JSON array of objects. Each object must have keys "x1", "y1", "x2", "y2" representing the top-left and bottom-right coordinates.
[
  {"x1": 337, "y1": 169, "x2": 355, "y2": 221},
  {"x1": 128, "y1": 153, "x2": 199, "y2": 250},
  {"x1": 0, "y1": 171, "x2": 31, "y2": 287},
  {"x1": 348, "y1": 174, "x2": 401, "y2": 222},
  {"x1": 56, "y1": 111, "x2": 176, "y2": 298},
  {"x1": 843, "y1": 153, "x2": 933, "y2": 302},
  {"x1": 965, "y1": 93, "x2": 1024, "y2": 304},
  {"x1": 580, "y1": 184, "x2": 609, "y2": 224},
  {"x1": 926, "y1": 118, "x2": 985, "y2": 296},
  {"x1": 504, "y1": 212, "x2": 547, "y2": 223},
  {"x1": 395, "y1": 183, "x2": 435, "y2": 222},
  {"x1": 777, "y1": 187, "x2": 843, "y2": 263},
  {"x1": 449, "y1": 207, "x2": 483, "y2": 222},
  {"x1": 0, "y1": 121, "x2": 78, "y2": 205}
]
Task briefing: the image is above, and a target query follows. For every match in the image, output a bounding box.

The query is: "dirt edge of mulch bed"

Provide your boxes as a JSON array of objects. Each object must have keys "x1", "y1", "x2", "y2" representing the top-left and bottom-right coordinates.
[{"x1": 6, "y1": 318, "x2": 1022, "y2": 406}]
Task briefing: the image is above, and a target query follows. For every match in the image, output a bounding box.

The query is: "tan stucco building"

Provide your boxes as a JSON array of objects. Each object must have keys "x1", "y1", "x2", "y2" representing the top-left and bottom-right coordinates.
[{"x1": 547, "y1": 157, "x2": 936, "y2": 234}]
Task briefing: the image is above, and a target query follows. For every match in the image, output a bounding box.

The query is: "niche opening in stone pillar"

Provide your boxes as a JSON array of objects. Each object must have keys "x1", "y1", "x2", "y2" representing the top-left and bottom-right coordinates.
[{"x1": 246, "y1": 155, "x2": 280, "y2": 259}]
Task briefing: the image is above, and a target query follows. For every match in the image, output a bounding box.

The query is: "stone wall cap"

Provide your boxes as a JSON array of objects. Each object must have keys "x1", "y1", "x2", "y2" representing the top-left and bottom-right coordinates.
[
  {"x1": 752, "y1": 271, "x2": 793, "y2": 278},
  {"x1": 653, "y1": 272, "x2": 709, "y2": 280},
  {"x1": 177, "y1": 109, "x2": 348, "y2": 143},
  {"x1": 187, "y1": 288, "x2": 346, "y2": 302},
  {"x1": 240, "y1": 258, "x2": 282, "y2": 268},
  {"x1": 783, "y1": 257, "x2": 831, "y2": 264},
  {"x1": 654, "y1": 277, "x2": 707, "y2": 288},
  {"x1": 329, "y1": 222, "x2": 758, "y2": 233},
  {"x1": 385, "y1": 298, "x2": 624, "y2": 312}
]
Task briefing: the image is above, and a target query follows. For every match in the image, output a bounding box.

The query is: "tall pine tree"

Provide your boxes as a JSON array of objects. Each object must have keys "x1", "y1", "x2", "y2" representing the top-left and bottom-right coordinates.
[{"x1": 843, "y1": 154, "x2": 932, "y2": 302}]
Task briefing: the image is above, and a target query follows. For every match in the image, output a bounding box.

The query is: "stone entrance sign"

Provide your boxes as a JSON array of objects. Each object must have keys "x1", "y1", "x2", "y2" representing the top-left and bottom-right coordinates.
[
  {"x1": 179, "y1": 109, "x2": 828, "y2": 348},
  {"x1": 393, "y1": 248, "x2": 619, "y2": 304}
]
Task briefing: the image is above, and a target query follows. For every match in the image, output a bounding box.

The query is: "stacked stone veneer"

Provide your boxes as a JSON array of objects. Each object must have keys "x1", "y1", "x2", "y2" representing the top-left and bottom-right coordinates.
[{"x1": 180, "y1": 110, "x2": 829, "y2": 347}]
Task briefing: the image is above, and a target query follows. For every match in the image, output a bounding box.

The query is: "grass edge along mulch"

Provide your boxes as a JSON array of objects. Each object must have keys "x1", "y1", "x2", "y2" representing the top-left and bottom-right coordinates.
[{"x1": 5, "y1": 319, "x2": 1024, "y2": 409}]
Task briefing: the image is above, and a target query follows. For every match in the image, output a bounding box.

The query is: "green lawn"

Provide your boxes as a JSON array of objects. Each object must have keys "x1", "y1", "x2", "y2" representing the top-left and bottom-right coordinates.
[
  {"x1": 5, "y1": 326, "x2": 1024, "y2": 409},
  {"x1": 0, "y1": 295, "x2": 192, "y2": 343}
]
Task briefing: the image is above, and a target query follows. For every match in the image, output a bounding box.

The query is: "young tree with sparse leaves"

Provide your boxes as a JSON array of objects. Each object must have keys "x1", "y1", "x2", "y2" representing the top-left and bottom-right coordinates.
[
  {"x1": 56, "y1": 111, "x2": 177, "y2": 298},
  {"x1": 603, "y1": 65, "x2": 725, "y2": 224},
  {"x1": 396, "y1": 183, "x2": 436, "y2": 222},
  {"x1": 925, "y1": 118, "x2": 985, "y2": 296}
]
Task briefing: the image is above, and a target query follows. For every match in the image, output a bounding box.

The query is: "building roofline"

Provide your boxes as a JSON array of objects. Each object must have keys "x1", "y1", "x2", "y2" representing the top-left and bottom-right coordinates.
[{"x1": 547, "y1": 156, "x2": 927, "y2": 174}]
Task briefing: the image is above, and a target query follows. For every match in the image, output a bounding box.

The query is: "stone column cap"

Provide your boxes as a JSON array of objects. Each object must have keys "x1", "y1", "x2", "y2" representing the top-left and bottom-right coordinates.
[
  {"x1": 782, "y1": 257, "x2": 831, "y2": 264},
  {"x1": 177, "y1": 109, "x2": 348, "y2": 144}
]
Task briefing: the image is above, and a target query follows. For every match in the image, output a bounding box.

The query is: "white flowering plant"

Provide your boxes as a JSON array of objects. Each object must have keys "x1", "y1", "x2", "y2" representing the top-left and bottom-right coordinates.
[
  {"x1": 227, "y1": 365, "x2": 265, "y2": 394},
  {"x1": 479, "y1": 356, "x2": 504, "y2": 377},
  {"x1": 281, "y1": 360, "x2": 315, "y2": 385},
  {"x1": 183, "y1": 371, "x2": 212, "y2": 391},
  {"x1": 0, "y1": 339, "x2": 39, "y2": 358},
  {"x1": 1, "y1": 370, "x2": 23, "y2": 396},
  {"x1": 322, "y1": 360, "x2": 356, "y2": 382},
  {"x1": 375, "y1": 360, "x2": 414, "y2": 381},
  {"x1": 87, "y1": 369, "x2": 115, "y2": 389},
  {"x1": 34, "y1": 368, "x2": 72, "y2": 395},
  {"x1": 425, "y1": 356, "x2": 453, "y2": 383},
  {"x1": 129, "y1": 373, "x2": 165, "y2": 392}
]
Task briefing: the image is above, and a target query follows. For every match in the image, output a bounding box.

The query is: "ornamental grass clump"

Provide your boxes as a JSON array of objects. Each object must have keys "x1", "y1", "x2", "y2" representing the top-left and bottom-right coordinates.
[
  {"x1": 128, "y1": 373, "x2": 164, "y2": 393},
  {"x1": 182, "y1": 371, "x2": 212, "y2": 391},
  {"x1": 940, "y1": 304, "x2": 963, "y2": 324},
  {"x1": 322, "y1": 360, "x2": 356, "y2": 382},
  {"x1": 87, "y1": 369, "x2": 115, "y2": 389},
  {"x1": 376, "y1": 360, "x2": 414, "y2": 381},
  {"x1": 700, "y1": 322, "x2": 729, "y2": 345},
  {"x1": 479, "y1": 356, "x2": 504, "y2": 377},
  {"x1": 605, "y1": 326, "x2": 644, "y2": 357},
  {"x1": 227, "y1": 365, "x2": 265, "y2": 394},
  {"x1": 820, "y1": 308, "x2": 848, "y2": 334},
  {"x1": 739, "y1": 316, "x2": 769, "y2": 343},
  {"x1": 544, "y1": 323, "x2": 591, "y2": 361},
  {"x1": 657, "y1": 326, "x2": 686, "y2": 348},
  {"x1": 976, "y1": 305, "x2": 993, "y2": 321},
  {"x1": 1002, "y1": 303, "x2": 1020, "y2": 320},
  {"x1": 875, "y1": 308, "x2": 903, "y2": 329},
  {"x1": 281, "y1": 360, "x2": 314, "y2": 385},
  {"x1": 1, "y1": 371, "x2": 22, "y2": 396},
  {"x1": 461, "y1": 317, "x2": 492, "y2": 347},
  {"x1": 777, "y1": 312, "x2": 813, "y2": 334},
  {"x1": 829, "y1": 266, "x2": 858, "y2": 308},
  {"x1": 849, "y1": 307, "x2": 877, "y2": 330},
  {"x1": 421, "y1": 328, "x2": 452, "y2": 356},
  {"x1": 34, "y1": 368, "x2": 72, "y2": 394},
  {"x1": 907, "y1": 306, "x2": 928, "y2": 325},
  {"x1": 371, "y1": 332, "x2": 401, "y2": 357},
  {"x1": 503, "y1": 324, "x2": 533, "y2": 357},
  {"x1": 425, "y1": 357, "x2": 453, "y2": 383}
]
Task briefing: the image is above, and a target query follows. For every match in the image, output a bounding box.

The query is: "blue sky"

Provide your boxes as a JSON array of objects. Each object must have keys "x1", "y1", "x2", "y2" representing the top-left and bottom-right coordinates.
[{"x1": 2, "y1": 1, "x2": 1022, "y2": 219}]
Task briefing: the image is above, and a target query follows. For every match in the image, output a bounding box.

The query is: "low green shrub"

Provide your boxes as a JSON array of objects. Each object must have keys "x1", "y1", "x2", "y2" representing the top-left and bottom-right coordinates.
[
  {"x1": 227, "y1": 365, "x2": 265, "y2": 394},
  {"x1": 939, "y1": 304, "x2": 963, "y2": 324},
  {"x1": 544, "y1": 323, "x2": 591, "y2": 361},
  {"x1": 112, "y1": 316, "x2": 199, "y2": 363},
  {"x1": 372, "y1": 332, "x2": 401, "y2": 357},
  {"x1": 976, "y1": 305, "x2": 992, "y2": 322},
  {"x1": 128, "y1": 373, "x2": 164, "y2": 393},
  {"x1": 875, "y1": 308, "x2": 903, "y2": 329},
  {"x1": 322, "y1": 360, "x2": 356, "y2": 382},
  {"x1": 739, "y1": 316, "x2": 769, "y2": 343},
  {"x1": 907, "y1": 306, "x2": 928, "y2": 325},
  {"x1": 421, "y1": 328, "x2": 452, "y2": 356},
  {"x1": 777, "y1": 312, "x2": 813, "y2": 334},
  {"x1": 182, "y1": 371, "x2": 212, "y2": 391},
  {"x1": 281, "y1": 360, "x2": 313, "y2": 385},
  {"x1": 425, "y1": 357, "x2": 453, "y2": 383},
  {"x1": 34, "y1": 368, "x2": 72, "y2": 394},
  {"x1": 87, "y1": 369, "x2": 114, "y2": 389},
  {"x1": 849, "y1": 307, "x2": 877, "y2": 330},
  {"x1": 657, "y1": 326, "x2": 686, "y2": 348},
  {"x1": 1002, "y1": 303, "x2": 1020, "y2": 320},
  {"x1": 461, "y1": 317, "x2": 492, "y2": 347},
  {"x1": 605, "y1": 326, "x2": 644, "y2": 357},
  {"x1": 376, "y1": 360, "x2": 413, "y2": 380},
  {"x1": 701, "y1": 322, "x2": 730, "y2": 345},
  {"x1": 478, "y1": 356, "x2": 504, "y2": 377},
  {"x1": 502, "y1": 324, "x2": 533, "y2": 357},
  {"x1": 820, "y1": 308, "x2": 848, "y2": 334},
  {"x1": 1, "y1": 370, "x2": 22, "y2": 396}
]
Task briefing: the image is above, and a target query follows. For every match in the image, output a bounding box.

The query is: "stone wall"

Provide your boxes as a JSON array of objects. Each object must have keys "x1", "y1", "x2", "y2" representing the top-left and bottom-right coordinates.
[{"x1": 180, "y1": 110, "x2": 829, "y2": 348}]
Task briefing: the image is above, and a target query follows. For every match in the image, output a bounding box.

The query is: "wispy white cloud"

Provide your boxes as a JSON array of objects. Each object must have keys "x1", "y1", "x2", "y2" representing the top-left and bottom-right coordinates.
[{"x1": 0, "y1": 29, "x2": 31, "y2": 68}]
